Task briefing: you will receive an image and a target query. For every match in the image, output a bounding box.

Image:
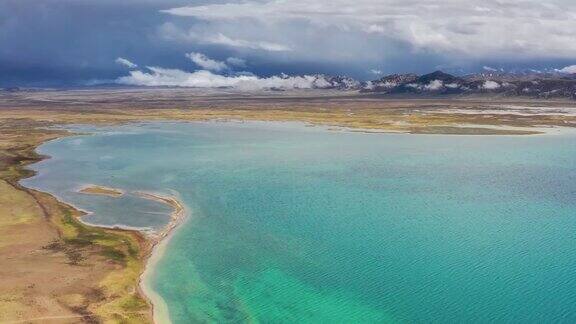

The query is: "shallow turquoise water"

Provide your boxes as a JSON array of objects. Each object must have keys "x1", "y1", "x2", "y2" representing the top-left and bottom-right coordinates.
[{"x1": 23, "y1": 122, "x2": 576, "y2": 323}]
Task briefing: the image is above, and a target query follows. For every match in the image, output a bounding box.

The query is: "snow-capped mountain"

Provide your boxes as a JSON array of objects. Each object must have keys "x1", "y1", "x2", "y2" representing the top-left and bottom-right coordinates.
[{"x1": 360, "y1": 70, "x2": 576, "y2": 99}]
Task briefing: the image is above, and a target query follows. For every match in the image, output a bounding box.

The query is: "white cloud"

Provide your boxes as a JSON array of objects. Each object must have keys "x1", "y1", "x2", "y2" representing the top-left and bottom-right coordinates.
[
  {"x1": 380, "y1": 81, "x2": 398, "y2": 88},
  {"x1": 558, "y1": 65, "x2": 576, "y2": 74},
  {"x1": 203, "y1": 33, "x2": 292, "y2": 52},
  {"x1": 483, "y1": 66, "x2": 498, "y2": 72},
  {"x1": 424, "y1": 80, "x2": 443, "y2": 90},
  {"x1": 364, "y1": 24, "x2": 386, "y2": 34},
  {"x1": 186, "y1": 52, "x2": 228, "y2": 72},
  {"x1": 370, "y1": 69, "x2": 382, "y2": 75},
  {"x1": 482, "y1": 80, "x2": 501, "y2": 89},
  {"x1": 162, "y1": 0, "x2": 576, "y2": 59},
  {"x1": 226, "y1": 57, "x2": 247, "y2": 67},
  {"x1": 157, "y1": 24, "x2": 291, "y2": 52},
  {"x1": 115, "y1": 57, "x2": 138, "y2": 69},
  {"x1": 116, "y1": 66, "x2": 334, "y2": 90}
]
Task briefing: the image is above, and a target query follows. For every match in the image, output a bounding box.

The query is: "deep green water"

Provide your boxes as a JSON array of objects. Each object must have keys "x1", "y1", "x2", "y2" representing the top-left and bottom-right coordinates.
[{"x1": 23, "y1": 122, "x2": 576, "y2": 323}]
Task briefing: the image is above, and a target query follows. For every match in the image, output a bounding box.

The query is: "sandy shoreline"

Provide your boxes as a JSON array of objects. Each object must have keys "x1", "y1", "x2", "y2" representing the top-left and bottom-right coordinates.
[{"x1": 135, "y1": 190, "x2": 188, "y2": 324}]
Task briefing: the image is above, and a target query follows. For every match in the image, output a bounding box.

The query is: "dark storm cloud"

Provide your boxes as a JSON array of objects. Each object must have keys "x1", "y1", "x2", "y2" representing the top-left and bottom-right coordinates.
[
  {"x1": 1, "y1": 0, "x2": 576, "y2": 86},
  {"x1": 0, "y1": 0, "x2": 195, "y2": 85}
]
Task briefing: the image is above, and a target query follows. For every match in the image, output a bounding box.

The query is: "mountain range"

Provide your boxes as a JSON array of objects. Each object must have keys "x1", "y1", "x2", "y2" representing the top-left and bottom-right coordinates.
[
  {"x1": 3, "y1": 70, "x2": 576, "y2": 99},
  {"x1": 319, "y1": 70, "x2": 576, "y2": 99}
]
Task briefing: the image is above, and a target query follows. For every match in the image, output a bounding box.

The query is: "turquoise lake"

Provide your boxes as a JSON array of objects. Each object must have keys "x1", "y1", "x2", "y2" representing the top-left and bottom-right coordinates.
[{"x1": 22, "y1": 121, "x2": 576, "y2": 323}]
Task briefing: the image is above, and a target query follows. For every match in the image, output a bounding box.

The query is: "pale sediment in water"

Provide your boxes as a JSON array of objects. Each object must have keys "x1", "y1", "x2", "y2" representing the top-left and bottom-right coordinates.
[{"x1": 134, "y1": 191, "x2": 187, "y2": 241}]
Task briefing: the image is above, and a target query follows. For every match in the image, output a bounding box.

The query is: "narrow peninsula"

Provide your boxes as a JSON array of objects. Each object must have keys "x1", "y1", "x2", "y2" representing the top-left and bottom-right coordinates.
[{"x1": 79, "y1": 185, "x2": 124, "y2": 197}]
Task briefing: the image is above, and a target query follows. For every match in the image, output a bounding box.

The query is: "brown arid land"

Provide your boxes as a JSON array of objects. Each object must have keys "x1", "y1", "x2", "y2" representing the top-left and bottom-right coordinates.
[
  {"x1": 0, "y1": 119, "x2": 153, "y2": 323},
  {"x1": 1, "y1": 88, "x2": 576, "y2": 323}
]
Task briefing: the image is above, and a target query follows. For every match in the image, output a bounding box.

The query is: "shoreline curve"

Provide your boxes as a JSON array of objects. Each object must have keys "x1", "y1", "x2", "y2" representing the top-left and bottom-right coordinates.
[
  {"x1": 22, "y1": 180, "x2": 187, "y2": 323},
  {"x1": 135, "y1": 191, "x2": 188, "y2": 324}
]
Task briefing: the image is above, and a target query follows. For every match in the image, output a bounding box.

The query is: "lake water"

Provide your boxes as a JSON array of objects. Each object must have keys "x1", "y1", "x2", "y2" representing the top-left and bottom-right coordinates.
[{"x1": 22, "y1": 121, "x2": 576, "y2": 323}]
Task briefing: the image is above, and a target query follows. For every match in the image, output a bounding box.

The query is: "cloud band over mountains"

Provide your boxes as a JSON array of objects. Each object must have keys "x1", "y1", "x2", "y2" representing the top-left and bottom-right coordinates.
[{"x1": 115, "y1": 54, "x2": 335, "y2": 90}]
